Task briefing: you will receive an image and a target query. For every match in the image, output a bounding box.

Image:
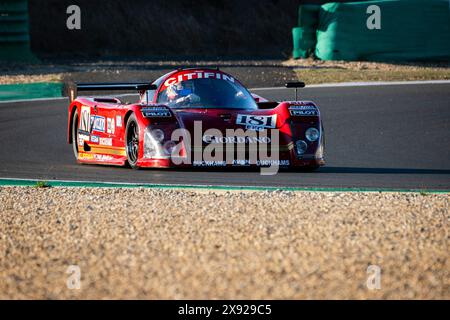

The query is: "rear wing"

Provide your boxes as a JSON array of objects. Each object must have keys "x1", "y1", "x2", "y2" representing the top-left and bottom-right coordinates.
[
  {"x1": 68, "y1": 82, "x2": 157, "y2": 102},
  {"x1": 285, "y1": 81, "x2": 305, "y2": 101}
]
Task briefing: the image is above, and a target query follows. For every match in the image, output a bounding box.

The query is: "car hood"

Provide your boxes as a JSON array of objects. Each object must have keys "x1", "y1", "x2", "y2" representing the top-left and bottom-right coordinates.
[{"x1": 172, "y1": 108, "x2": 279, "y2": 133}]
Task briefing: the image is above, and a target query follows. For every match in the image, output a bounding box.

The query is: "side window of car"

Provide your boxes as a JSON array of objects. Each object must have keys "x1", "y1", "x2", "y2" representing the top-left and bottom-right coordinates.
[
  {"x1": 139, "y1": 90, "x2": 156, "y2": 104},
  {"x1": 157, "y1": 89, "x2": 169, "y2": 104},
  {"x1": 145, "y1": 90, "x2": 155, "y2": 104}
]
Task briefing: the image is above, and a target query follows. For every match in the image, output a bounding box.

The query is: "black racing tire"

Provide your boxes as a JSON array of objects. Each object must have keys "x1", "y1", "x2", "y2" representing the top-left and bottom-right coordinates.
[
  {"x1": 125, "y1": 113, "x2": 140, "y2": 169},
  {"x1": 72, "y1": 109, "x2": 79, "y2": 160}
]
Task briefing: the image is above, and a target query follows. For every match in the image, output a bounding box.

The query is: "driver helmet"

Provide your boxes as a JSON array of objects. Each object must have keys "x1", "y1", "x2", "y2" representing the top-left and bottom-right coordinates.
[{"x1": 167, "y1": 81, "x2": 194, "y2": 101}]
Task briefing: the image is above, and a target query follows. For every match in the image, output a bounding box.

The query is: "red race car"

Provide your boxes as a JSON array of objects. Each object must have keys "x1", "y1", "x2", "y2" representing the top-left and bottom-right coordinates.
[{"x1": 67, "y1": 68, "x2": 324, "y2": 171}]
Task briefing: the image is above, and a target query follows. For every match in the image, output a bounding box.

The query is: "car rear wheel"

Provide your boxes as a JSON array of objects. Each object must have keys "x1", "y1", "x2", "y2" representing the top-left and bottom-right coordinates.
[
  {"x1": 72, "y1": 109, "x2": 79, "y2": 160},
  {"x1": 125, "y1": 113, "x2": 140, "y2": 169}
]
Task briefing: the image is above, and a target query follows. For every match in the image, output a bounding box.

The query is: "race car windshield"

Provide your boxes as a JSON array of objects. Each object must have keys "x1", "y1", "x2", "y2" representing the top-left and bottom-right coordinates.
[{"x1": 157, "y1": 78, "x2": 258, "y2": 110}]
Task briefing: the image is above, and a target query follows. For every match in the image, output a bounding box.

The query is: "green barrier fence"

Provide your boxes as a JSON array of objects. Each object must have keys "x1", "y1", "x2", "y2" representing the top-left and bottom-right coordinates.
[
  {"x1": 293, "y1": 4, "x2": 320, "y2": 59},
  {"x1": 0, "y1": 82, "x2": 63, "y2": 101},
  {"x1": 0, "y1": 0, "x2": 37, "y2": 62},
  {"x1": 293, "y1": 27, "x2": 315, "y2": 59},
  {"x1": 293, "y1": 0, "x2": 450, "y2": 61}
]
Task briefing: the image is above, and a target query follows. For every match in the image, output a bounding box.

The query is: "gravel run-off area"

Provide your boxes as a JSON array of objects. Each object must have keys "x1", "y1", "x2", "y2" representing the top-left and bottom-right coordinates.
[
  {"x1": 0, "y1": 186, "x2": 448, "y2": 299},
  {"x1": 2, "y1": 59, "x2": 449, "y2": 88},
  {"x1": 0, "y1": 60, "x2": 296, "y2": 88}
]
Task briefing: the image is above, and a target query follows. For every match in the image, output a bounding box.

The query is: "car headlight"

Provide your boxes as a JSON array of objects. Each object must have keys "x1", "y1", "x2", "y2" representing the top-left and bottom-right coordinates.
[
  {"x1": 295, "y1": 140, "x2": 308, "y2": 155},
  {"x1": 144, "y1": 130, "x2": 157, "y2": 158},
  {"x1": 305, "y1": 127, "x2": 320, "y2": 142},
  {"x1": 151, "y1": 129, "x2": 165, "y2": 142},
  {"x1": 144, "y1": 127, "x2": 164, "y2": 158},
  {"x1": 163, "y1": 140, "x2": 177, "y2": 156}
]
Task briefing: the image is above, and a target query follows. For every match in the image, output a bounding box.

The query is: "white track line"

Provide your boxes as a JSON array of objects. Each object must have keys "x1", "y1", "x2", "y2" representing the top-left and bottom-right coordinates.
[
  {"x1": 250, "y1": 80, "x2": 450, "y2": 91},
  {"x1": 0, "y1": 177, "x2": 263, "y2": 189},
  {"x1": 0, "y1": 93, "x2": 140, "y2": 104},
  {"x1": 1, "y1": 177, "x2": 448, "y2": 192},
  {"x1": 0, "y1": 96, "x2": 67, "y2": 104},
  {"x1": 1, "y1": 80, "x2": 449, "y2": 103}
]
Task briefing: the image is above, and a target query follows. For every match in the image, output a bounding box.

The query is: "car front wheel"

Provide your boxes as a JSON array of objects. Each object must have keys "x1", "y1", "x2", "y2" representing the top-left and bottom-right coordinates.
[
  {"x1": 72, "y1": 109, "x2": 79, "y2": 160},
  {"x1": 125, "y1": 113, "x2": 140, "y2": 169}
]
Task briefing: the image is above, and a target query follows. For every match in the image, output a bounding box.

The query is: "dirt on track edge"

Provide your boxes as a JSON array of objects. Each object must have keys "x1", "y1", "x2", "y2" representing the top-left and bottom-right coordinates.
[{"x1": 0, "y1": 186, "x2": 448, "y2": 299}]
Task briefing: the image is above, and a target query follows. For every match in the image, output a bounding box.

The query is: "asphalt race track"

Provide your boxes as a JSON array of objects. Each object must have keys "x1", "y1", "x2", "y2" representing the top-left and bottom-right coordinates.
[{"x1": 0, "y1": 83, "x2": 449, "y2": 190}]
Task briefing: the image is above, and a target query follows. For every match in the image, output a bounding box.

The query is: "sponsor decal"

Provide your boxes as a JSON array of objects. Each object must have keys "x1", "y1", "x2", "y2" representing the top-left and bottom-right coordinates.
[
  {"x1": 78, "y1": 152, "x2": 94, "y2": 160},
  {"x1": 107, "y1": 117, "x2": 115, "y2": 134},
  {"x1": 90, "y1": 135, "x2": 99, "y2": 143},
  {"x1": 78, "y1": 153, "x2": 114, "y2": 162},
  {"x1": 78, "y1": 133, "x2": 89, "y2": 146},
  {"x1": 202, "y1": 135, "x2": 271, "y2": 144},
  {"x1": 91, "y1": 116, "x2": 105, "y2": 132},
  {"x1": 141, "y1": 106, "x2": 171, "y2": 118},
  {"x1": 232, "y1": 159, "x2": 251, "y2": 166},
  {"x1": 116, "y1": 115, "x2": 122, "y2": 127},
  {"x1": 79, "y1": 106, "x2": 91, "y2": 132},
  {"x1": 89, "y1": 146, "x2": 126, "y2": 156},
  {"x1": 99, "y1": 137, "x2": 112, "y2": 146},
  {"x1": 256, "y1": 159, "x2": 290, "y2": 166},
  {"x1": 192, "y1": 159, "x2": 289, "y2": 167},
  {"x1": 193, "y1": 160, "x2": 227, "y2": 167},
  {"x1": 236, "y1": 114, "x2": 277, "y2": 131},
  {"x1": 289, "y1": 105, "x2": 318, "y2": 116},
  {"x1": 162, "y1": 71, "x2": 235, "y2": 89},
  {"x1": 94, "y1": 154, "x2": 114, "y2": 161}
]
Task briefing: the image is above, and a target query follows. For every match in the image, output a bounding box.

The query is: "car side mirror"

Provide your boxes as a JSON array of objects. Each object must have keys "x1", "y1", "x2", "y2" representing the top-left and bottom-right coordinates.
[
  {"x1": 285, "y1": 82, "x2": 306, "y2": 101},
  {"x1": 285, "y1": 82, "x2": 305, "y2": 88}
]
